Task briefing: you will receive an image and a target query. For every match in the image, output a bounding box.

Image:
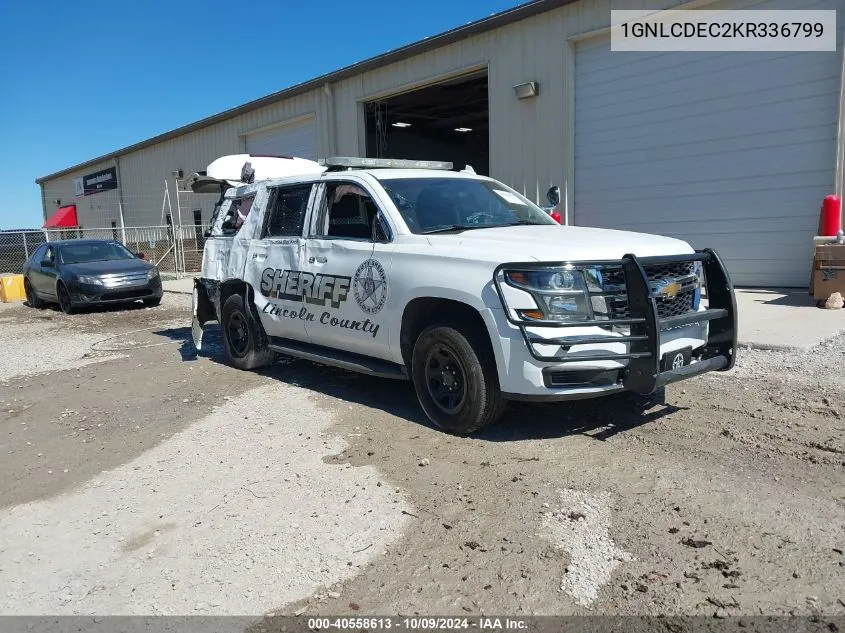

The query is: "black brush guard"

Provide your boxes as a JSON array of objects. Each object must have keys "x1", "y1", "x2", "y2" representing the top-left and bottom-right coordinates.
[{"x1": 493, "y1": 249, "x2": 737, "y2": 394}]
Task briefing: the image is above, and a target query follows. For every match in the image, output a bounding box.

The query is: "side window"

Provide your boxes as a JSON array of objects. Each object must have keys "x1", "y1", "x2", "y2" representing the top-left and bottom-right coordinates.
[
  {"x1": 263, "y1": 185, "x2": 312, "y2": 238},
  {"x1": 32, "y1": 244, "x2": 47, "y2": 262},
  {"x1": 316, "y1": 182, "x2": 379, "y2": 240},
  {"x1": 219, "y1": 195, "x2": 256, "y2": 235}
]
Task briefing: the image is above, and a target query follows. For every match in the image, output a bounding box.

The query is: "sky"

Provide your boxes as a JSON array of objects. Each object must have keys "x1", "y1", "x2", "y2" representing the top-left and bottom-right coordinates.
[{"x1": 0, "y1": 0, "x2": 521, "y2": 230}]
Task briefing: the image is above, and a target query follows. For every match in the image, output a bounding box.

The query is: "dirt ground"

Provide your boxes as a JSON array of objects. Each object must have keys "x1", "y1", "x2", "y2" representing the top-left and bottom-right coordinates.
[{"x1": 0, "y1": 294, "x2": 843, "y2": 620}]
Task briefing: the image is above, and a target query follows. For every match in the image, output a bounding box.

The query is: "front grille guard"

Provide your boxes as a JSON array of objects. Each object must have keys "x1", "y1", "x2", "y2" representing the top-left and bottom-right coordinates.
[{"x1": 492, "y1": 249, "x2": 737, "y2": 394}]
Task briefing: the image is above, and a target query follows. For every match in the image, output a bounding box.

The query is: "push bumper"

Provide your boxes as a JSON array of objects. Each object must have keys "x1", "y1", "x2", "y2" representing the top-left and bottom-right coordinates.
[{"x1": 493, "y1": 249, "x2": 737, "y2": 400}]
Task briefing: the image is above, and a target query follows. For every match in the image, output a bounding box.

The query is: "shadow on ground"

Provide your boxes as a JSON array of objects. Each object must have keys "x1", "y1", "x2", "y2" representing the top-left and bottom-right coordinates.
[{"x1": 152, "y1": 324, "x2": 684, "y2": 441}]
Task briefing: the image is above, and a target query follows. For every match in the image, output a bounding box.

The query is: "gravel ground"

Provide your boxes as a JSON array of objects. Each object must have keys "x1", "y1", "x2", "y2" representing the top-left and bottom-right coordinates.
[
  {"x1": 0, "y1": 384, "x2": 409, "y2": 615},
  {"x1": 0, "y1": 296, "x2": 842, "y2": 620}
]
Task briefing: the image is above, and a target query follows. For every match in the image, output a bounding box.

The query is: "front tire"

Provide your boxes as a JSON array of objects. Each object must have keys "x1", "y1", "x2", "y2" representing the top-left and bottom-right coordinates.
[
  {"x1": 221, "y1": 293, "x2": 275, "y2": 370},
  {"x1": 24, "y1": 278, "x2": 42, "y2": 309},
  {"x1": 57, "y1": 283, "x2": 75, "y2": 314},
  {"x1": 411, "y1": 321, "x2": 506, "y2": 435}
]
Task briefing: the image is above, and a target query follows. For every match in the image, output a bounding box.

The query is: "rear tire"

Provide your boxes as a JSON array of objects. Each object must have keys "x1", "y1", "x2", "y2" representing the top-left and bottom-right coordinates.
[
  {"x1": 143, "y1": 298, "x2": 162, "y2": 308},
  {"x1": 221, "y1": 293, "x2": 275, "y2": 370},
  {"x1": 411, "y1": 321, "x2": 506, "y2": 435},
  {"x1": 57, "y1": 283, "x2": 75, "y2": 314},
  {"x1": 24, "y1": 278, "x2": 42, "y2": 309}
]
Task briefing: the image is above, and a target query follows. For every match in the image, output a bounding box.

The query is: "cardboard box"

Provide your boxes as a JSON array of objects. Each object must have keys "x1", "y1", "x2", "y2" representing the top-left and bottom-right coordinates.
[
  {"x1": 810, "y1": 243, "x2": 845, "y2": 301},
  {"x1": 0, "y1": 274, "x2": 25, "y2": 303}
]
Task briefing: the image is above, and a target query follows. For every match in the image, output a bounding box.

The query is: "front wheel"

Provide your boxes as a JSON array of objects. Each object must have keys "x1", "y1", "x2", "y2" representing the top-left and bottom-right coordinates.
[
  {"x1": 221, "y1": 293, "x2": 275, "y2": 370},
  {"x1": 411, "y1": 322, "x2": 506, "y2": 435},
  {"x1": 57, "y1": 283, "x2": 75, "y2": 314}
]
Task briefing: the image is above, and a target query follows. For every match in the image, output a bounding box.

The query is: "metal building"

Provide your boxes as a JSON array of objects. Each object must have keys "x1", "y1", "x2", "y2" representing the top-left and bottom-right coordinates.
[{"x1": 36, "y1": 0, "x2": 845, "y2": 286}]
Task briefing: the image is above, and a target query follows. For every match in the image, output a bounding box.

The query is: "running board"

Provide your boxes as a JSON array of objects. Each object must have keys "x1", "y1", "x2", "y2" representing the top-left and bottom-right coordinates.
[{"x1": 268, "y1": 337, "x2": 408, "y2": 380}]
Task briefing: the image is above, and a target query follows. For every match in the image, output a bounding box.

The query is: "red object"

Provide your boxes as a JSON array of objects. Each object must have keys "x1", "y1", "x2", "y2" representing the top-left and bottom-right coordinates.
[
  {"x1": 550, "y1": 210, "x2": 562, "y2": 224},
  {"x1": 819, "y1": 194, "x2": 841, "y2": 236},
  {"x1": 43, "y1": 204, "x2": 78, "y2": 229}
]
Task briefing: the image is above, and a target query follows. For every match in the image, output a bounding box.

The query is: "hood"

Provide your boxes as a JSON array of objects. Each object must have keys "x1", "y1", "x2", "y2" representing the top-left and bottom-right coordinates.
[
  {"x1": 426, "y1": 225, "x2": 694, "y2": 262},
  {"x1": 63, "y1": 259, "x2": 153, "y2": 276}
]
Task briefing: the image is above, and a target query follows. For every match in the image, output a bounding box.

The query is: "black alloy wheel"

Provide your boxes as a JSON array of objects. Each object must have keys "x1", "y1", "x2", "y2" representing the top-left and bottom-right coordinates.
[
  {"x1": 424, "y1": 344, "x2": 468, "y2": 414},
  {"x1": 226, "y1": 310, "x2": 250, "y2": 359},
  {"x1": 57, "y1": 283, "x2": 75, "y2": 314},
  {"x1": 24, "y1": 278, "x2": 41, "y2": 308}
]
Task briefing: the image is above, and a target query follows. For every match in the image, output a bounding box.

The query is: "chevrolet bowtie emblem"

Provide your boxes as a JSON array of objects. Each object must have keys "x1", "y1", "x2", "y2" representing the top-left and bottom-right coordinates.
[{"x1": 653, "y1": 280, "x2": 681, "y2": 298}]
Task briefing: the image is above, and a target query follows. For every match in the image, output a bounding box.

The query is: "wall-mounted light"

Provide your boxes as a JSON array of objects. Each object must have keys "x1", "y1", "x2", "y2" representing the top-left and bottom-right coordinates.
[
  {"x1": 391, "y1": 122, "x2": 412, "y2": 128},
  {"x1": 513, "y1": 81, "x2": 539, "y2": 100},
  {"x1": 454, "y1": 127, "x2": 473, "y2": 133},
  {"x1": 53, "y1": 199, "x2": 61, "y2": 205},
  {"x1": 172, "y1": 169, "x2": 183, "y2": 178}
]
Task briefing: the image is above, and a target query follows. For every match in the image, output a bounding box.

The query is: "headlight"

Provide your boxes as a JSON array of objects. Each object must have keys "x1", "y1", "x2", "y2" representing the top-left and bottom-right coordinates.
[
  {"x1": 77, "y1": 275, "x2": 103, "y2": 285},
  {"x1": 504, "y1": 268, "x2": 593, "y2": 322},
  {"x1": 147, "y1": 268, "x2": 160, "y2": 281}
]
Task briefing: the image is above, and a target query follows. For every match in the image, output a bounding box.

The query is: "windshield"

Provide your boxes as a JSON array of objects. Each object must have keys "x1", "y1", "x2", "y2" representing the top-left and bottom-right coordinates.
[
  {"x1": 58, "y1": 242, "x2": 136, "y2": 264},
  {"x1": 379, "y1": 177, "x2": 557, "y2": 234}
]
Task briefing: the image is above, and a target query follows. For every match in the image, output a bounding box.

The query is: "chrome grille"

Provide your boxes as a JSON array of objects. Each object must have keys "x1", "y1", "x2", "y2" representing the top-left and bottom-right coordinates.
[
  {"x1": 99, "y1": 271, "x2": 149, "y2": 288},
  {"x1": 598, "y1": 261, "x2": 697, "y2": 320}
]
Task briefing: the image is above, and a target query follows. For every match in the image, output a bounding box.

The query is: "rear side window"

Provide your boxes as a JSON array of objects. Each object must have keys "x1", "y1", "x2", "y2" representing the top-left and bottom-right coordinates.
[{"x1": 264, "y1": 185, "x2": 313, "y2": 238}]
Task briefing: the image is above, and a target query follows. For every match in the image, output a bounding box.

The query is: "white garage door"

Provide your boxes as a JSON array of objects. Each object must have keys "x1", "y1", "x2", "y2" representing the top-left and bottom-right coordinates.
[
  {"x1": 245, "y1": 117, "x2": 317, "y2": 160},
  {"x1": 574, "y1": 4, "x2": 842, "y2": 287}
]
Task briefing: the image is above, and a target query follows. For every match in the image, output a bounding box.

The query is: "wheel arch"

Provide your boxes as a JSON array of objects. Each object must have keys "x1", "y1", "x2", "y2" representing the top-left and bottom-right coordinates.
[
  {"x1": 219, "y1": 279, "x2": 269, "y2": 347},
  {"x1": 399, "y1": 296, "x2": 502, "y2": 376}
]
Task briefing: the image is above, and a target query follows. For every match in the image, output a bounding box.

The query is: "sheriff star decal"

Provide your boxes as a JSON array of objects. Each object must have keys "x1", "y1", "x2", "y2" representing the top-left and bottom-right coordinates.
[{"x1": 353, "y1": 259, "x2": 387, "y2": 315}]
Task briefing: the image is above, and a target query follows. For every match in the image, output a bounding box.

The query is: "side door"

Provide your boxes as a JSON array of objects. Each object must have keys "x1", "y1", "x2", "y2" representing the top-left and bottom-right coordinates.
[
  {"x1": 25, "y1": 244, "x2": 46, "y2": 293},
  {"x1": 245, "y1": 183, "x2": 316, "y2": 344},
  {"x1": 204, "y1": 189, "x2": 257, "y2": 282},
  {"x1": 32, "y1": 244, "x2": 58, "y2": 297},
  {"x1": 302, "y1": 178, "x2": 396, "y2": 359}
]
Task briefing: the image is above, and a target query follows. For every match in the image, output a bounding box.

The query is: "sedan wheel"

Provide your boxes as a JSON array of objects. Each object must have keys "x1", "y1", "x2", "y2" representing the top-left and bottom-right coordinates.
[
  {"x1": 57, "y1": 284, "x2": 75, "y2": 315},
  {"x1": 24, "y1": 278, "x2": 42, "y2": 309}
]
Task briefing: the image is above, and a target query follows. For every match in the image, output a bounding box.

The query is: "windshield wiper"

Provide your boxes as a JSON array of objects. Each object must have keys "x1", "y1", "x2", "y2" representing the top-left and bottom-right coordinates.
[
  {"x1": 421, "y1": 225, "x2": 487, "y2": 234},
  {"x1": 506, "y1": 220, "x2": 546, "y2": 226}
]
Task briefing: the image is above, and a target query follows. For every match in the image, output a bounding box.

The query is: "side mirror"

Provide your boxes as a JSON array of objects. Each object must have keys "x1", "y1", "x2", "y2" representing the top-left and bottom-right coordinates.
[
  {"x1": 203, "y1": 229, "x2": 212, "y2": 238},
  {"x1": 136, "y1": 252, "x2": 147, "y2": 260},
  {"x1": 546, "y1": 185, "x2": 561, "y2": 207},
  {"x1": 40, "y1": 260, "x2": 54, "y2": 268}
]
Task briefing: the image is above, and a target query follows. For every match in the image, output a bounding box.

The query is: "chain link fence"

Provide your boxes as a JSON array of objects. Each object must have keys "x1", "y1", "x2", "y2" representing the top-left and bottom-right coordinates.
[
  {"x1": 0, "y1": 225, "x2": 210, "y2": 276},
  {"x1": 0, "y1": 230, "x2": 48, "y2": 274}
]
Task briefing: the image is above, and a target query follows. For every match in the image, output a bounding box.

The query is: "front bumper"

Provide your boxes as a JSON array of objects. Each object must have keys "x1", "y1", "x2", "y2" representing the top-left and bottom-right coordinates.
[
  {"x1": 491, "y1": 249, "x2": 737, "y2": 400},
  {"x1": 69, "y1": 278, "x2": 163, "y2": 304}
]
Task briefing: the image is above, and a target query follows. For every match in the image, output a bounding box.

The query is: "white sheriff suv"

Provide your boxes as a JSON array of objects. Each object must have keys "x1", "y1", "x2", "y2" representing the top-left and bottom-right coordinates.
[{"x1": 190, "y1": 155, "x2": 737, "y2": 434}]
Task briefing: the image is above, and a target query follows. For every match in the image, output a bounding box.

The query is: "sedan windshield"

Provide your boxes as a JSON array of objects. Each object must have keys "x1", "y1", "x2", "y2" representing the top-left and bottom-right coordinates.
[
  {"x1": 58, "y1": 242, "x2": 136, "y2": 264},
  {"x1": 379, "y1": 177, "x2": 557, "y2": 234}
]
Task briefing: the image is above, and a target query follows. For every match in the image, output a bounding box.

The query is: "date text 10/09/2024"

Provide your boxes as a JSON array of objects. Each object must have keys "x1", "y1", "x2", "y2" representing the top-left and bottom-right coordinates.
[{"x1": 306, "y1": 617, "x2": 528, "y2": 630}]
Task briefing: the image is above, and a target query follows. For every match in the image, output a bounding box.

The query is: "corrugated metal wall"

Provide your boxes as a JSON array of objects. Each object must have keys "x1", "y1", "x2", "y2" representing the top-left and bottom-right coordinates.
[
  {"x1": 39, "y1": 92, "x2": 321, "y2": 228},
  {"x1": 39, "y1": 0, "x2": 841, "y2": 236}
]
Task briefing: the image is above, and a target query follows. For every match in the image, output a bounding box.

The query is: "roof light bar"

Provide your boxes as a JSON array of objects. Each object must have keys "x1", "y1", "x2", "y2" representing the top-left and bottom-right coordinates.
[{"x1": 318, "y1": 157, "x2": 454, "y2": 170}]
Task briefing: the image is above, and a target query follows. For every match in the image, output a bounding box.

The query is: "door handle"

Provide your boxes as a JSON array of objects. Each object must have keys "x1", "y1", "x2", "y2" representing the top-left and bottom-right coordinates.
[{"x1": 309, "y1": 256, "x2": 328, "y2": 264}]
